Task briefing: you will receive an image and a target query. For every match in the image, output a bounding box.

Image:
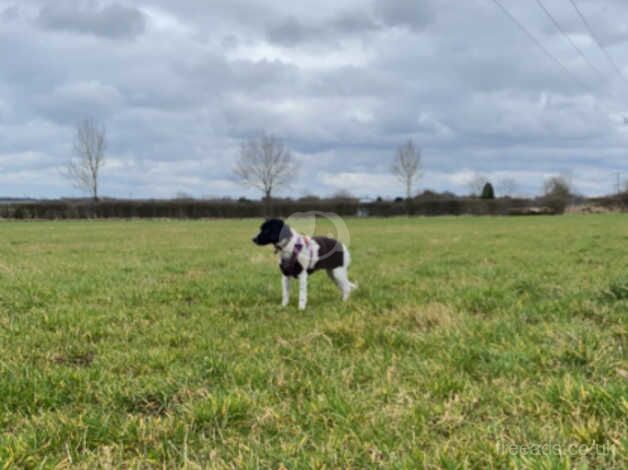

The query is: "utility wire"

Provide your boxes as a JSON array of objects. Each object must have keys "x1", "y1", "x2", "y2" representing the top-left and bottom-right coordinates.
[
  {"x1": 488, "y1": 0, "x2": 627, "y2": 120},
  {"x1": 567, "y1": 0, "x2": 628, "y2": 86},
  {"x1": 489, "y1": 0, "x2": 589, "y2": 90},
  {"x1": 534, "y1": 0, "x2": 604, "y2": 78}
]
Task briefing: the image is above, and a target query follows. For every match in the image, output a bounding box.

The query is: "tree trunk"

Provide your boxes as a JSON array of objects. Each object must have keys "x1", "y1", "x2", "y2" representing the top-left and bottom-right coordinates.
[
  {"x1": 263, "y1": 189, "x2": 272, "y2": 217},
  {"x1": 405, "y1": 179, "x2": 412, "y2": 215}
]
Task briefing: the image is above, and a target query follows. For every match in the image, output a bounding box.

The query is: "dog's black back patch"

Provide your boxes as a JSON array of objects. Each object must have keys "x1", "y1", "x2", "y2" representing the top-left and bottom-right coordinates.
[
  {"x1": 312, "y1": 236, "x2": 344, "y2": 271},
  {"x1": 279, "y1": 236, "x2": 344, "y2": 278}
]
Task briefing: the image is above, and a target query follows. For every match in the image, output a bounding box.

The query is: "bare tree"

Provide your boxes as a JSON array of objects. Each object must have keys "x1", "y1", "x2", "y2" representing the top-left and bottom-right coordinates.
[
  {"x1": 391, "y1": 140, "x2": 422, "y2": 199},
  {"x1": 543, "y1": 175, "x2": 571, "y2": 198},
  {"x1": 543, "y1": 175, "x2": 572, "y2": 213},
  {"x1": 66, "y1": 118, "x2": 106, "y2": 201},
  {"x1": 497, "y1": 177, "x2": 518, "y2": 197},
  {"x1": 234, "y1": 133, "x2": 298, "y2": 205},
  {"x1": 467, "y1": 173, "x2": 489, "y2": 197}
]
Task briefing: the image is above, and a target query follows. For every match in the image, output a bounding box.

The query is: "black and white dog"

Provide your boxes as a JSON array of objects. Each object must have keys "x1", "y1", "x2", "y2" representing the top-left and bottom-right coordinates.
[{"x1": 252, "y1": 218, "x2": 357, "y2": 309}]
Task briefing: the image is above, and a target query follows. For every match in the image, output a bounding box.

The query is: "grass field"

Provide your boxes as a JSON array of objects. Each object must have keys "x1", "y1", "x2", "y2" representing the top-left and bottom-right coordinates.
[{"x1": 0, "y1": 216, "x2": 626, "y2": 468}]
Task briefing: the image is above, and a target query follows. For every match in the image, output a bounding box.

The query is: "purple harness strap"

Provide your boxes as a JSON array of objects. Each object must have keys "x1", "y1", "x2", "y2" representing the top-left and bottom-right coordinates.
[
  {"x1": 298, "y1": 236, "x2": 314, "y2": 269},
  {"x1": 279, "y1": 236, "x2": 314, "y2": 278}
]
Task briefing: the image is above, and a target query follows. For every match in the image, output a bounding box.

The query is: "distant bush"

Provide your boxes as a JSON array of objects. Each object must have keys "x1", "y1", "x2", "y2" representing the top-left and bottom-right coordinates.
[
  {"x1": 589, "y1": 192, "x2": 628, "y2": 211},
  {"x1": 542, "y1": 176, "x2": 572, "y2": 214},
  {"x1": 0, "y1": 196, "x2": 560, "y2": 219},
  {"x1": 480, "y1": 183, "x2": 495, "y2": 200},
  {"x1": 544, "y1": 176, "x2": 571, "y2": 198},
  {"x1": 361, "y1": 197, "x2": 532, "y2": 217},
  {"x1": 0, "y1": 198, "x2": 360, "y2": 220},
  {"x1": 331, "y1": 190, "x2": 357, "y2": 202},
  {"x1": 298, "y1": 195, "x2": 320, "y2": 203},
  {"x1": 415, "y1": 190, "x2": 458, "y2": 201}
]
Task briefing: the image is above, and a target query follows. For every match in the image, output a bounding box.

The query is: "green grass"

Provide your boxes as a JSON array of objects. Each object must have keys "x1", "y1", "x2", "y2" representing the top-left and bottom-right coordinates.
[{"x1": 0, "y1": 216, "x2": 626, "y2": 469}]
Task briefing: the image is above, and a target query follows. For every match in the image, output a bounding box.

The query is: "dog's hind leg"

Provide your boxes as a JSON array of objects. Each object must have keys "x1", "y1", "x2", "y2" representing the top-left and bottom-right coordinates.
[
  {"x1": 330, "y1": 267, "x2": 353, "y2": 301},
  {"x1": 339, "y1": 245, "x2": 358, "y2": 297},
  {"x1": 343, "y1": 245, "x2": 358, "y2": 291},
  {"x1": 326, "y1": 269, "x2": 342, "y2": 290}
]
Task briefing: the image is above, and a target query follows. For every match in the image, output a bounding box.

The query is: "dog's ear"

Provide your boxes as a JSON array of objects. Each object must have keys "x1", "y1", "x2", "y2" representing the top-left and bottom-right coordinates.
[
  {"x1": 260, "y1": 218, "x2": 278, "y2": 230},
  {"x1": 278, "y1": 222, "x2": 291, "y2": 242}
]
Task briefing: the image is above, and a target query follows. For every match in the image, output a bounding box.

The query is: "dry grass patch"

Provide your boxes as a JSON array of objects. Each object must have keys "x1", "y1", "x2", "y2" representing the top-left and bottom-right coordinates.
[{"x1": 391, "y1": 302, "x2": 460, "y2": 331}]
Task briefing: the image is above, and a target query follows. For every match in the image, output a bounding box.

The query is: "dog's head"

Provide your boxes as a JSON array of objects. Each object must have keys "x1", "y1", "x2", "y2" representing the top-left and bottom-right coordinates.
[{"x1": 252, "y1": 218, "x2": 291, "y2": 246}]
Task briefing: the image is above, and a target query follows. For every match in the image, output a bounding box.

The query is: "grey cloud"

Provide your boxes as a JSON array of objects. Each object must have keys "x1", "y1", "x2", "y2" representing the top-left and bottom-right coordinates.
[
  {"x1": 0, "y1": 31, "x2": 67, "y2": 98},
  {"x1": 266, "y1": 16, "x2": 311, "y2": 46},
  {"x1": 0, "y1": 118, "x2": 71, "y2": 156},
  {"x1": 1, "y1": 4, "x2": 21, "y2": 21},
  {"x1": 221, "y1": 34, "x2": 239, "y2": 50},
  {"x1": 306, "y1": 66, "x2": 399, "y2": 98},
  {"x1": 332, "y1": 11, "x2": 380, "y2": 35},
  {"x1": 37, "y1": 1, "x2": 146, "y2": 39},
  {"x1": 266, "y1": 11, "x2": 378, "y2": 46},
  {"x1": 265, "y1": 0, "x2": 435, "y2": 47},
  {"x1": 35, "y1": 81, "x2": 124, "y2": 124},
  {"x1": 373, "y1": 0, "x2": 434, "y2": 31},
  {"x1": 0, "y1": 150, "x2": 59, "y2": 173},
  {"x1": 176, "y1": 54, "x2": 301, "y2": 101}
]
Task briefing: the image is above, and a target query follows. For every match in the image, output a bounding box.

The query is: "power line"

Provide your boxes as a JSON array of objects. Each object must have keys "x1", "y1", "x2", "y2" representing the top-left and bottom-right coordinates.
[
  {"x1": 534, "y1": 0, "x2": 604, "y2": 78},
  {"x1": 488, "y1": 0, "x2": 628, "y2": 121},
  {"x1": 489, "y1": 0, "x2": 589, "y2": 90},
  {"x1": 567, "y1": 0, "x2": 628, "y2": 86}
]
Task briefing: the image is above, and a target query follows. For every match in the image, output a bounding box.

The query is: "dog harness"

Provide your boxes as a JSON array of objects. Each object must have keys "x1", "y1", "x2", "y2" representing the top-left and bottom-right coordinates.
[
  {"x1": 279, "y1": 236, "x2": 315, "y2": 278},
  {"x1": 279, "y1": 236, "x2": 344, "y2": 278}
]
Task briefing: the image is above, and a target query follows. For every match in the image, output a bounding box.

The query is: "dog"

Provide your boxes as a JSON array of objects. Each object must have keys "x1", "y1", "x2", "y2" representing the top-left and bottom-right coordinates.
[{"x1": 252, "y1": 218, "x2": 357, "y2": 310}]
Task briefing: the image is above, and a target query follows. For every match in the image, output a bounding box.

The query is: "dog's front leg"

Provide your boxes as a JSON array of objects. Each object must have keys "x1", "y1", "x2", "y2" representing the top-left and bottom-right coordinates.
[
  {"x1": 281, "y1": 275, "x2": 290, "y2": 307},
  {"x1": 298, "y1": 271, "x2": 308, "y2": 310}
]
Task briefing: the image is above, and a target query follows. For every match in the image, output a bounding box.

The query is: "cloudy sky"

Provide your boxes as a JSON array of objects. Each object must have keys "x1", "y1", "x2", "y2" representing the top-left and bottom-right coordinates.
[{"x1": 1, "y1": 0, "x2": 628, "y2": 199}]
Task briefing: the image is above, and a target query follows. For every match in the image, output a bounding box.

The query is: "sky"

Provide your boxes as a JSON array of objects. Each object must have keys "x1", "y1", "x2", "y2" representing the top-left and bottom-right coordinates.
[{"x1": 1, "y1": 0, "x2": 628, "y2": 199}]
